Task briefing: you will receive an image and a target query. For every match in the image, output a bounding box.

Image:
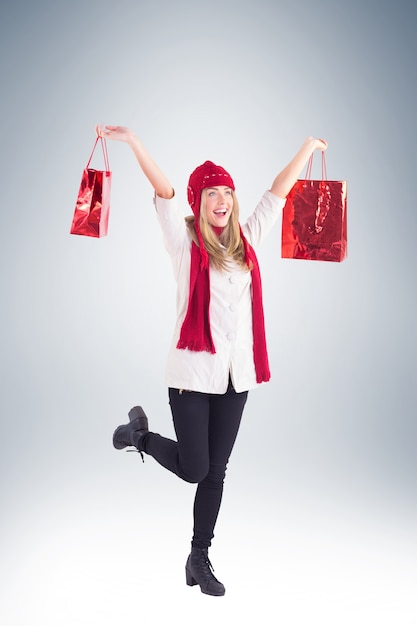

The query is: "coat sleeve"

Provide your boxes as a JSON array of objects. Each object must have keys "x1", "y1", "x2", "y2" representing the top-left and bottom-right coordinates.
[
  {"x1": 154, "y1": 193, "x2": 191, "y2": 282},
  {"x1": 242, "y1": 190, "x2": 286, "y2": 249}
]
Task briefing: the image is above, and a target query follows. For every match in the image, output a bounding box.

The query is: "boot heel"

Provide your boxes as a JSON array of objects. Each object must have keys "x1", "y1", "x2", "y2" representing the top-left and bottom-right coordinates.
[{"x1": 185, "y1": 567, "x2": 197, "y2": 587}]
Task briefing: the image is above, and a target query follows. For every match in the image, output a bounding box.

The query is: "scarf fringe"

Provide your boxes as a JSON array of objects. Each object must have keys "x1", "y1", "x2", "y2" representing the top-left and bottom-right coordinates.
[{"x1": 176, "y1": 338, "x2": 216, "y2": 354}]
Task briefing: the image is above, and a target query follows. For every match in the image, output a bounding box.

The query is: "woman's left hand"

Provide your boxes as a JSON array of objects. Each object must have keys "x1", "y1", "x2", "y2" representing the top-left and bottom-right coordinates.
[
  {"x1": 270, "y1": 136, "x2": 328, "y2": 198},
  {"x1": 311, "y1": 137, "x2": 328, "y2": 151}
]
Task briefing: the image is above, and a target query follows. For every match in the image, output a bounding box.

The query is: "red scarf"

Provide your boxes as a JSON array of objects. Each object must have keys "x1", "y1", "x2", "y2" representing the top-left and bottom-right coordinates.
[{"x1": 176, "y1": 161, "x2": 270, "y2": 384}]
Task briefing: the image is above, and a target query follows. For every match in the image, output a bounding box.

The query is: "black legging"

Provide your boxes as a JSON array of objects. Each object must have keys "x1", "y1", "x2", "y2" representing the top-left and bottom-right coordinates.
[{"x1": 141, "y1": 379, "x2": 248, "y2": 548}]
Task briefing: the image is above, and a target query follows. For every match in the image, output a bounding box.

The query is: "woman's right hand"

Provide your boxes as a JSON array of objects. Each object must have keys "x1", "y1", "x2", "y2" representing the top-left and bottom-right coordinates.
[
  {"x1": 95, "y1": 124, "x2": 174, "y2": 198},
  {"x1": 95, "y1": 125, "x2": 135, "y2": 144}
]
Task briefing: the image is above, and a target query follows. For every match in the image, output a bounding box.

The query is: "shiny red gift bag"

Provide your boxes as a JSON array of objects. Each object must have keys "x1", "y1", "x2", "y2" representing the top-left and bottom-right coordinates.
[
  {"x1": 70, "y1": 137, "x2": 111, "y2": 237},
  {"x1": 281, "y1": 152, "x2": 347, "y2": 262}
]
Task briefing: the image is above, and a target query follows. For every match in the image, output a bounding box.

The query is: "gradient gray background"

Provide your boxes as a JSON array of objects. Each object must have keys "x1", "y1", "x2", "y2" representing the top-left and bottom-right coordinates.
[{"x1": 1, "y1": 0, "x2": 416, "y2": 624}]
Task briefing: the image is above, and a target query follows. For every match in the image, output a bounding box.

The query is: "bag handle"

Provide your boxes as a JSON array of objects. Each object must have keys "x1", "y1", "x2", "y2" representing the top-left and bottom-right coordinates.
[
  {"x1": 86, "y1": 137, "x2": 110, "y2": 171},
  {"x1": 305, "y1": 151, "x2": 327, "y2": 181}
]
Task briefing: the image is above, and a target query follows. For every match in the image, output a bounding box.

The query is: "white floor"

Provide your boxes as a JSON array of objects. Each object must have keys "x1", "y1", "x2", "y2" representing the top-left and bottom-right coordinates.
[{"x1": 1, "y1": 465, "x2": 416, "y2": 626}]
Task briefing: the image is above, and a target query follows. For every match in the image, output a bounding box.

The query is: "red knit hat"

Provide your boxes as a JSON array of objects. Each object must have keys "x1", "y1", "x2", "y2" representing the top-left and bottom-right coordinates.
[{"x1": 187, "y1": 160, "x2": 235, "y2": 216}]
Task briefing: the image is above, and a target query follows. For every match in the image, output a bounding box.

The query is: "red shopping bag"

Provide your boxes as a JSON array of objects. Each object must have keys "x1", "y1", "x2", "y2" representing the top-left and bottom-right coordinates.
[
  {"x1": 281, "y1": 152, "x2": 347, "y2": 262},
  {"x1": 70, "y1": 137, "x2": 111, "y2": 238}
]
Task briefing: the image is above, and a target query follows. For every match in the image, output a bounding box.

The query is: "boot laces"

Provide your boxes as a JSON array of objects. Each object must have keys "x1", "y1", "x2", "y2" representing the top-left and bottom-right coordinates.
[
  {"x1": 127, "y1": 450, "x2": 145, "y2": 463},
  {"x1": 205, "y1": 555, "x2": 215, "y2": 573},
  {"x1": 195, "y1": 550, "x2": 219, "y2": 582}
]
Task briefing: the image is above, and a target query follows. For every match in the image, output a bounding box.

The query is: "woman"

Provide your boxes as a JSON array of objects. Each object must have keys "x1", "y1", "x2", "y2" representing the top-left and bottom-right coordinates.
[{"x1": 99, "y1": 125, "x2": 327, "y2": 596}]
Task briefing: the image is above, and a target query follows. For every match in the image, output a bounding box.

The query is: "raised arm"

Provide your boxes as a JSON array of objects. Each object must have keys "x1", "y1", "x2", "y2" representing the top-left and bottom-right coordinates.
[
  {"x1": 96, "y1": 125, "x2": 174, "y2": 199},
  {"x1": 270, "y1": 136, "x2": 328, "y2": 199}
]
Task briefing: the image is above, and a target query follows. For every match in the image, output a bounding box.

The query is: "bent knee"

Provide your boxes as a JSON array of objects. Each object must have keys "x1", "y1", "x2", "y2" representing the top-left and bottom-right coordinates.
[
  {"x1": 181, "y1": 467, "x2": 209, "y2": 484},
  {"x1": 183, "y1": 464, "x2": 227, "y2": 485}
]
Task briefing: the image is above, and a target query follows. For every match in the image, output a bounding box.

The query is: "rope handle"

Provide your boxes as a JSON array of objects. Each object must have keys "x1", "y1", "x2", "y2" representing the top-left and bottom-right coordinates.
[
  {"x1": 86, "y1": 137, "x2": 110, "y2": 171},
  {"x1": 304, "y1": 150, "x2": 327, "y2": 181}
]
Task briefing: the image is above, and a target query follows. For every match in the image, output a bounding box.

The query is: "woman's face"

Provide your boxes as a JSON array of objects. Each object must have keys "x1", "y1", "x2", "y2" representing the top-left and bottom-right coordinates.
[{"x1": 203, "y1": 186, "x2": 234, "y2": 227}]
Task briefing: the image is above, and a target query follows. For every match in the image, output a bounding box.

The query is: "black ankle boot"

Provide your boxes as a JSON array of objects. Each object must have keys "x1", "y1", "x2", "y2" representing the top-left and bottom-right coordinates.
[
  {"x1": 112, "y1": 406, "x2": 149, "y2": 456},
  {"x1": 185, "y1": 548, "x2": 225, "y2": 596}
]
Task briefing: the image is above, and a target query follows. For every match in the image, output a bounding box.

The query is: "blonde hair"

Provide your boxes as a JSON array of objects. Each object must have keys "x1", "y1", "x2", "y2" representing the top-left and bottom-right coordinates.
[{"x1": 185, "y1": 189, "x2": 250, "y2": 272}]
